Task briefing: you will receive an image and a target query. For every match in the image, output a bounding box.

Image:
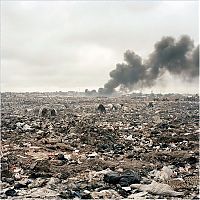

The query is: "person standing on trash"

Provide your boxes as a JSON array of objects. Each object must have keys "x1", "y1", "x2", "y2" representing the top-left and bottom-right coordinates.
[{"x1": 97, "y1": 104, "x2": 106, "y2": 113}]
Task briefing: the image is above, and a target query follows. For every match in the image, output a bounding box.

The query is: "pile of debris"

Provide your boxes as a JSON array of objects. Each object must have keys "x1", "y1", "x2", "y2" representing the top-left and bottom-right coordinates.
[{"x1": 1, "y1": 93, "x2": 199, "y2": 199}]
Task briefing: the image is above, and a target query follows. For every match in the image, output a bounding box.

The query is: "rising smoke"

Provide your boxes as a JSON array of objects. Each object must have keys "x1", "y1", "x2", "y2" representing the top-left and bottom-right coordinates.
[{"x1": 97, "y1": 35, "x2": 199, "y2": 95}]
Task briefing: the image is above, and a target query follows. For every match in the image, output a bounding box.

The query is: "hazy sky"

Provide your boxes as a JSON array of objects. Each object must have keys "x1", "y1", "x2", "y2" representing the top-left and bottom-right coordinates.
[{"x1": 1, "y1": 1, "x2": 199, "y2": 93}]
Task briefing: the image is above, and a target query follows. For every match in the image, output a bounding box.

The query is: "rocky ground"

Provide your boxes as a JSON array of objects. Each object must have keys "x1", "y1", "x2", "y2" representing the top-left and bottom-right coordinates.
[{"x1": 1, "y1": 93, "x2": 199, "y2": 199}]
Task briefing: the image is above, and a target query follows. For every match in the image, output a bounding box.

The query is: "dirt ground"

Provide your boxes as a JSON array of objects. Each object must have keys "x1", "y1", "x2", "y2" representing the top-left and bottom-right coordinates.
[{"x1": 1, "y1": 93, "x2": 199, "y2": 199}]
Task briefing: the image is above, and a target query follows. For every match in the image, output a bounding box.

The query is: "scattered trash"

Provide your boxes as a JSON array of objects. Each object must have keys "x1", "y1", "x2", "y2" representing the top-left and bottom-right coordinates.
[
  {"x1": 128, "y1": 191, "x2": 148, "y2": 199},
  {"x1": 1, "y1": 93, "x2": 199, "y2": 199},
  {"x1": 155, "y1": 166, "x2": 174, "y2": 181},
  {"x1": 104, "y1": 170, "x2": 141, "y2": 186},
  {"x1": 5, "y1": 189, "x2": 17, "y2": 196},
  {"x1": 87, "y1": 152, "x2": 98, "y2": 158},
  {"x1": 91, "y1": 189, "x2": 122, "y2": 199},
  {"x1": 28, "y1": 178, "x2": 47, "y2": 189},
  {"x1": 130, "y1": 181, "x2": 184, "y2": 196}
]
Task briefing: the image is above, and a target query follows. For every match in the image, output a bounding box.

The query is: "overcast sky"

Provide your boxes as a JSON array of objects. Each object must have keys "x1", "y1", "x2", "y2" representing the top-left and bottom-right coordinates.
[{"x1": 1, "y1": 1, "x2": 199, "y2": 93}]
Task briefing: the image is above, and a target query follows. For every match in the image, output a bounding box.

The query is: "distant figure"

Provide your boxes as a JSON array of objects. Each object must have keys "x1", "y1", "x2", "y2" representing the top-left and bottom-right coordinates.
[
  {"x1": 97, "y1": 104, "x2": 106, "y2": 113},
  {"x1": 148, "y1": 102, "x2": 154, "y2": 108},
  {"x1": 162, "y1": 98, "x2": 169, "y2": 101},
  {"x1": 38, "y1": 106, "x2": 59, "y2": 117},
  {"x1": 41, "y1": 108, "x2": 48, "y2": 117},
  {"x1": 153, "y1": 98, "x2": 159, "y2": 101},
  {"x1": 50, "y1": 109, "x2": 57, "y2": 116},
  {"x1": 112, "y1": 104, "x2": 118, "y2": 111}
]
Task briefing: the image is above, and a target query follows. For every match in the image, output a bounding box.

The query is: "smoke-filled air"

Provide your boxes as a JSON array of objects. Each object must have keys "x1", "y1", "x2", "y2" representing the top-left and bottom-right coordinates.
[{"x1": 97, "y1": 35, "x2": 199, "y2": 95}]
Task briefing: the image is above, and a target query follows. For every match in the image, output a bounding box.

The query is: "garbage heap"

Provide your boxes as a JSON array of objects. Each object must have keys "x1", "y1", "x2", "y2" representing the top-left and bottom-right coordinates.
[{"x1": 1, "y1": 93, "x2": 199, "y2": 199}]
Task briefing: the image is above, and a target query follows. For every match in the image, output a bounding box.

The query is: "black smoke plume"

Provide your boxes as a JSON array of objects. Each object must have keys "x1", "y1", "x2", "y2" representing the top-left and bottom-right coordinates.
[{"x1": 98, "y1": 35, "x2": 199, "y2": 95}]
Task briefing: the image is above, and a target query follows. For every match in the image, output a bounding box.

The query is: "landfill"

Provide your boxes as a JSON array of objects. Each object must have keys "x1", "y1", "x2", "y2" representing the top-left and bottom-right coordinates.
[{"x1": 1, "y1": 92, "x2": 199, "y2": 199}]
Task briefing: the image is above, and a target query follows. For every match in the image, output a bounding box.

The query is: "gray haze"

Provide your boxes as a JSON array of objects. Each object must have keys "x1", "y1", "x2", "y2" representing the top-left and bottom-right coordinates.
[{"x1": 1, "y1": 1, "x2": 199, "y2": 93}]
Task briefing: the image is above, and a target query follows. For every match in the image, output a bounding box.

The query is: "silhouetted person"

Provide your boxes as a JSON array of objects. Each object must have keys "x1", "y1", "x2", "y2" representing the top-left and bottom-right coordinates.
[
  {"x1": 97, "y1": 104, "x2": 106, "y2": 113},
  {"x1": 50, "y1": 109, "x2": 56, "y2": 116},
  {"x1": 41, "y1": 108, "x2": 48, "y2": 117},
  {"x1": 111, "y1": 104, "x2": 117, "y2": 111},
  {"x1": 148, "y1": 102, "x2": 154, "y2": 108}
]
